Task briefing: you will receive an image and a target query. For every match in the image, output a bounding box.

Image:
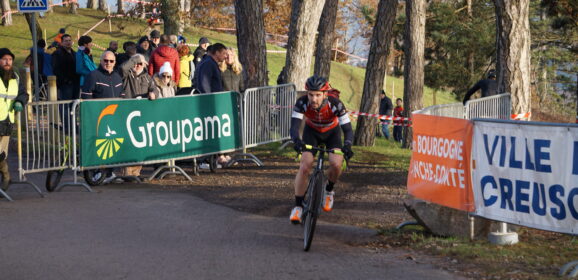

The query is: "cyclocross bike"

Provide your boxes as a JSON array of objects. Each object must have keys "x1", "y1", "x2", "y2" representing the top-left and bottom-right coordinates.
[{"x1": 300, "y1": 144, "x2": 347, "y2": 251}]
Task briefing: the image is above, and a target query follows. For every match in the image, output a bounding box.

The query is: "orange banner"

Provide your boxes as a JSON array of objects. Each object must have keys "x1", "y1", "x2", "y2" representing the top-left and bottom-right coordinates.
[{"x1": 407, "y1": 114, "x2": 474, "y2": 212}]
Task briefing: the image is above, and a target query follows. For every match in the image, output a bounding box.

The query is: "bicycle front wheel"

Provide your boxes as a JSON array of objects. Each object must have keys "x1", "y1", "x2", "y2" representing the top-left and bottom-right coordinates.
[
  {"x1": 303, "y1": 170, "x2": 324, "y2": 251},
  {"x1": 83, "y1": 169, "x2": 106, "y2": 186}
]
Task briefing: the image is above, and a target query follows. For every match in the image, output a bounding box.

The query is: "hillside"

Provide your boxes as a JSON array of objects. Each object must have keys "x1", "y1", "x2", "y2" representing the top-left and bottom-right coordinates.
[{"x1": 0, "y1": 7, "x2": 458, "y2": 109}]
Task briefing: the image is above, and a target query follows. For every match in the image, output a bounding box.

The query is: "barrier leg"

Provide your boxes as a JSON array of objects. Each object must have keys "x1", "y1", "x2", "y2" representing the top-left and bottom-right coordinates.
[
  {"x1": 488, "y1": 222, "x2": 518, "y2": 245},
  {"x1": 149, "y1": 160, "x2": 193, "y2": 182},
  {"x1": 560, "y1": 261, "x2": 578, "y2": 278},
  {"x1": 0, "y1": 187, "x2": 13, "y2": 201},
  {"x1": 226, "y1": 153, "x2": 263, "y2": 167}
]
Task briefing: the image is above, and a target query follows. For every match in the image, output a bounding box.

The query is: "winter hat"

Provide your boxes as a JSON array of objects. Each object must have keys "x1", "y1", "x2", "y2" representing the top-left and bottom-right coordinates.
[
  {"x1": 199, "y1": 37, "x2": 210, "y2": 45},
  {"x1": 0, "y1": 48, "x2": 15, "y2": 60},
  {"x1": 150, "y1": 30, "x2": 161, "y2": 39},
  {"x1": 159, "y1": 62, "x2": 172, "y2": 76}
]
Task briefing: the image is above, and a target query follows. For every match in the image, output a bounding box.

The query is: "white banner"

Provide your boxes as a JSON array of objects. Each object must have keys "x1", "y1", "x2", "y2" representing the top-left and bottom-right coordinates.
[{"x1": 472, "y1": 121, "x2": 578, "y2": 234}]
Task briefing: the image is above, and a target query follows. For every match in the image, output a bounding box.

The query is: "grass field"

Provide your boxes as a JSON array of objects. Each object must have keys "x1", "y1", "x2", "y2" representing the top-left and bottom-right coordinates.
[{"x1": 0, "y1": 7, "x2": 458, "y2": 110}]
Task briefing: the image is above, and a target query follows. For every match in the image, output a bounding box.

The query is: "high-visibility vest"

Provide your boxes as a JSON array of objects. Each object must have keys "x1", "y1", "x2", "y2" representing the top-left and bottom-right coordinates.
[{"x1": 0, "y1": 79, "x2": 18, "y2": 123}]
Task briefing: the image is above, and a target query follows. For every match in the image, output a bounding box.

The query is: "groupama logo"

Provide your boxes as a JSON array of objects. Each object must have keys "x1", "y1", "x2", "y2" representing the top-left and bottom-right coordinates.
[{"x1": 95, "y1": 104, "x2": 124, "y2": 160}]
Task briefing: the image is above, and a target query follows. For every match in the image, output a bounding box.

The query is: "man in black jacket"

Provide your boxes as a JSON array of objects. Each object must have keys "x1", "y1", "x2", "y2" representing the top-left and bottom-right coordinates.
[
  {"x1": 463, "y1": 70, "x2": 498, "y2": 104},
  {"x1": 193, "y1": 37, "x2": 210, "y2": 67},
  {"x1": 81, "y1": 51, "x2": 123, "y2": 99},
  {"x1": 52, "y1": 34, "x2": 80, "y2": 100},
  {"x1": 194, "y1": 43, "x2": 227, "y2": 94},
  {"x1": 379, "y1": 90, "x2": 393, "y2": 139}
]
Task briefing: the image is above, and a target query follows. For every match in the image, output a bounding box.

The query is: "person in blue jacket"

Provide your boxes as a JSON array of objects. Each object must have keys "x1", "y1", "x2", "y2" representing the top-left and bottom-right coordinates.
[{"x1": 75, "y1": 35, "x2": 97, "y2": 87}]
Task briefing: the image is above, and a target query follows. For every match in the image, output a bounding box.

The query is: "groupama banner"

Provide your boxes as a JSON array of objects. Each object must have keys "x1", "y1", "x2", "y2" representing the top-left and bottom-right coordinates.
[
  {"x1": 407, "y1": 114, "x2": 475, "y2": 212},
  {"x1": 80, "y1": 92, "x2": 241, "y2": 167},
  {"x1": 472, "y1": 121, "x2": 578, "y2": 234}
]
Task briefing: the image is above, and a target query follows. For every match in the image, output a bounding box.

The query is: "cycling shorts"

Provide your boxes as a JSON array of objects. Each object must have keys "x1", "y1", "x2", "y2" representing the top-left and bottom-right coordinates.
[{"x1": 302, "y1": 125, "x2": 342, "y2": 155}]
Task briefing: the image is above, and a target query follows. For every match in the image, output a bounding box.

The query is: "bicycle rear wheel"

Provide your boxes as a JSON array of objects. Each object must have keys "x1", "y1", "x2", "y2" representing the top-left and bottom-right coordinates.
[
  {"x1": 303, "y1": 170, "x2": 324, "y2": 251},
  {"x1": 45, "y1": 170, "x2": 64, "y2": 192}
]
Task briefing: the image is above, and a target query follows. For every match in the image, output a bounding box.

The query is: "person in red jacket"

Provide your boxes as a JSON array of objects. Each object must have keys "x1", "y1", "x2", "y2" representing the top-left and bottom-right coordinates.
[{"x1": 148, "y1": 34, "x2": 180, "y2": 84}]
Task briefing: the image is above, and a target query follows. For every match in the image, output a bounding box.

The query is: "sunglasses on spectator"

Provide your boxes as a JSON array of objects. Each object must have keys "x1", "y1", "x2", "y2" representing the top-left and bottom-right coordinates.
[
  {"x1": 103, "y1": 59, "x2": 115, "y2": 63},
  {"x1": 162, "y1": 74, "x2": 172, "y2": 78},
  {"x1": 135, "y1": 62, "x2": 144, "y2": 66}
]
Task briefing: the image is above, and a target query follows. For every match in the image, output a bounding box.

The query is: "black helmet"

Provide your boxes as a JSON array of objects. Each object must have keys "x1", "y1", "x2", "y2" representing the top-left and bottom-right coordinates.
[{"x1": 305, "y1": 75, "x2": 331, "y2": 91}]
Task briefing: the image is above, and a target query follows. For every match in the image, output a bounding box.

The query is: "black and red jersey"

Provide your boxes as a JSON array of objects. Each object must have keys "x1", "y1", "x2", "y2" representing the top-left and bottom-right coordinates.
[{"x1": 291, "y1": 95, "x2": 350, "y2": 133}]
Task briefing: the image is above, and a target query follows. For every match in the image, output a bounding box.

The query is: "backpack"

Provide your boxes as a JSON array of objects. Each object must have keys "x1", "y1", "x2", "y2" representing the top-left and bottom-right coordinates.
[{"x1": 327, "y1": 88, "x2": 340, "y2": 99}]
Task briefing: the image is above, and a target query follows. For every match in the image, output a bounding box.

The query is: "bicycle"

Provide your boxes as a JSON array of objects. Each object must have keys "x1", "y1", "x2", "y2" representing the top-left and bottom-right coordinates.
[
  {"x1": 45, "y1": 129, "x2": 105, "y2": 192},
  {"x1": 299, "y1": 144, "x2": 347, "y2": 251}
]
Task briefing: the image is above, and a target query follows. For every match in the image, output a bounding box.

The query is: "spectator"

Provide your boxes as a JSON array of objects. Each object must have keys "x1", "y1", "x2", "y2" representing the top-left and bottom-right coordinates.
[
  {"x1": 193, "y1": 37, "x2": 210, "y2": 67},
  {"x1": 149, "y1": 30, "x2": 161, "y2": 51},
  {"x1": 0, "y1": 48, "x2": 28, "y2": 191},
  {"x1": 120, "y1": 54, "x2": 157, "y2": 178},
  {"x1": 25, "y1": 39, "x2": 53, "y2": 85},
  {"x1": 194, "y1": 43, "x2": 227, "y2": 94},
  {"x1": 219, "y1": 47, "x2": 244, "y2": 93},
  {"x1": 116, "y1": 41, "x2": 137, "y2": 73},
  {"x1": 378, "y1": 90, "x2": 393, "y2": 139},
  {"x1": 463, "y1": 69, "x2": 498, "y2": 105},
  {"x1": 52, "y1": 34, "x2": 80, "y2": 100},
  {"x1": 120, "y1": 54, "x2": 157, "y2": 100},
  {"x1": 107, "y1": 41, "x2": 119, "y2": 55},
  {"x1": 136, "y1": 36, "x2": 152, "y2": 61},
  {"x1": 81, "y1": 51, "x2": 123, "y2": 99},
  {"x1": 48, "y1": 28, "x2": 66, "y2": 50},
  {"x1": 75, "y1": 35, "x2": 97, "y2": 87},
  {"x1": 393, "y1": 98, "x2": 404, "y2": 143},
  {"x1": 148, "y1": 34, "x2": 180, "y2": 84},
  {"x1": 177, "y1": 44, "x2": 194, "y2": 89},
  {"x1": 153, "y1": 62, "x2": 176, "y2": 98},
  {"x1": 169, "y1": 35, "x2": 178, "y2": 48}
]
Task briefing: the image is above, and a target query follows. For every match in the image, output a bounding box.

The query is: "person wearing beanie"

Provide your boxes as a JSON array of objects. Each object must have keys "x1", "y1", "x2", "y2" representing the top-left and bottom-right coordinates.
[
  {"x1": 136, "y1": 36, "x2": 152, "y2": 61},
  {"x1": 148, "y1": 34, "x2": 180, "y2": 84},
  {"x1": 153, "y1": 62, "x2": 176, "y2": 98},
  {"x1": 193, "y1": 37, "x2": 210, "y2": 67},
  {"x1": 0, "y1": 48, "x2": 29, "y2": 192},
  {"x1": 149, "y1": 30, "x2": 161, "y2": 51},
  {"x1": 75, "y1": 35, "x2": 97, "y2": 87}
]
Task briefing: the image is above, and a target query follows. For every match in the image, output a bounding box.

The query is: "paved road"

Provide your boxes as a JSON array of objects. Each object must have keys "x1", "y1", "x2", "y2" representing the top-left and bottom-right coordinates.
[{"x1": 0, "y1": 181, "x2": 463, "y2": 280}]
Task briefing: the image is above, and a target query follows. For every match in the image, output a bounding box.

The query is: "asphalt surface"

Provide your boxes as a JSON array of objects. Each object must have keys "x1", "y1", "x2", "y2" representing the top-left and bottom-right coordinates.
[{"x1": 0, "y1": 175, "x2": 464, "y2": 280}]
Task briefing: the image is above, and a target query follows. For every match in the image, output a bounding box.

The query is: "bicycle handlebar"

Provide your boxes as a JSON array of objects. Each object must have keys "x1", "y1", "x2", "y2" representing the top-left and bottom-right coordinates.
[{"x1": 303, "y1": 144, "x2": 344, "y2": 155}]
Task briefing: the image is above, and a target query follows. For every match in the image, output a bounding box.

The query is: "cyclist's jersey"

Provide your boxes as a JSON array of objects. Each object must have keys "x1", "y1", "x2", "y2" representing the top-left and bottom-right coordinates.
[{"x1": 291, "y1": 95, "x2": 350, "y2": 133}]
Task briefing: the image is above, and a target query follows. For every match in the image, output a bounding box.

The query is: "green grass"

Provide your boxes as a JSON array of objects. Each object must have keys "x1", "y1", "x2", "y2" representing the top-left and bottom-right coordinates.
[{"x1": 1, "y1": 7, "x2": 458, "y2": 111}]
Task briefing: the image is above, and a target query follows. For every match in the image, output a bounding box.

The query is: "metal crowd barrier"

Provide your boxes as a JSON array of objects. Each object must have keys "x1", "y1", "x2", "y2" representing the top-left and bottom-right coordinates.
[
  {"x1": 229, "y1": 84, "x2": 296, "y2": 166},
  {"x1": 465, "y1": 93, "x2": 511, "y2": 120},
  {"x1": 417, "y1": 102, "x2": 465, "y2": 119},
  {"x1": 20, "y1": 100, "x2": 91, "y2": 192}
]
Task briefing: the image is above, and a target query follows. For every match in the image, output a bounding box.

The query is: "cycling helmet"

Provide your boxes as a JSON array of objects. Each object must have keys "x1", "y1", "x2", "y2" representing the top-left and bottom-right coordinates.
[{"x1": 305, "y1": 75, "x2": 331, "y2": 91}]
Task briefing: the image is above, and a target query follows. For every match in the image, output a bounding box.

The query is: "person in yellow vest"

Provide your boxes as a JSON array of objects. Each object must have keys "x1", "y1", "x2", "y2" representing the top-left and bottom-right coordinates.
[{"x1": 0, "y1": 48, "x2": 28, "y2": 191}]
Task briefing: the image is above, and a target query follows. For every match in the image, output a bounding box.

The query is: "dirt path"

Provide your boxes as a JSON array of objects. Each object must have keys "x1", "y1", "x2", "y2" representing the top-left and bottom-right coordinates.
[{"x1": 158, "y1": 155, "x2": 412, "y2": 230}]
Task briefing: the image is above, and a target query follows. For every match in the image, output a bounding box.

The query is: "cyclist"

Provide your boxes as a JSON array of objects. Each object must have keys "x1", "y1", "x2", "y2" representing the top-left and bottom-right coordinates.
[{"x1": 289, "y1": 75, "x2": 354, "y2": 224}]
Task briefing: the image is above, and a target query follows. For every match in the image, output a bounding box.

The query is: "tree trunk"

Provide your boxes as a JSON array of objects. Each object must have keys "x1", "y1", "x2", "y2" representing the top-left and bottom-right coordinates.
[
  {"x1": 69, "y1": 0, "x2": 77, "y2": 14},
  {"x1": 25, "y1": 13, "x2": 43, "y2": 38},
  {"x1": 160, "y1": 0, "x2": 180, "y2": 35},
  {"x1": 494, "y1": 0, "x2": 531, "y2": 117},
  {"x1": 1, "y1": 0, "x2": 12, "y2": 26},
  {"x1": 402, "y1": 0, "x2": 426, "y2": 149},
  {"x1": 117, "y1": 0, "x2": 124, "y2": 14},
  {"x1": 235, "y1": 0, "x2": 269, "y2": 88},
  {"x1": 98, "y1": 0, "x2": 108, "y2": 11},
  {"x1": 281, "y1": 0, "x2": 326, "y2": 90},
  {"x1": 353, "y1": 0, "x2": 398, "y2": 146},
  {"x1": 46, "y1": 0, "x2": 53, "y2": 13},
  {"x1": 87, "y1": 0, "x2": 97, "y2": 9},
  {"x1": 313, "y1": 0, "x2": 338, "y2": 78}
]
